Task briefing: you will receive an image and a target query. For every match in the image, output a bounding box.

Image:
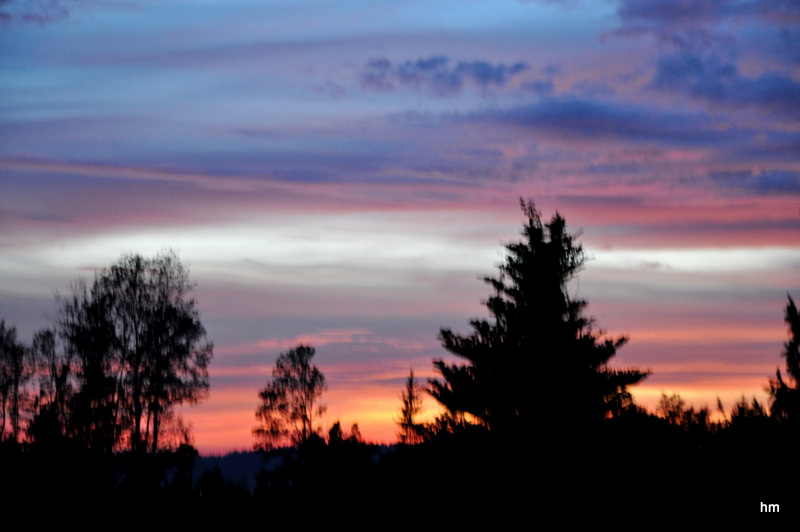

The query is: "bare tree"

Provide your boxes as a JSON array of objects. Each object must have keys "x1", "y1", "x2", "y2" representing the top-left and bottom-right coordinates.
[
  {"x1": 98, "y1": 251, "x2": 212, "y2": 453},
  {"x1": 0, "y1": 321, "x2": 31, "y2": 444},
  {"x1": 58, "y1": 251, "x2": 212, "y2": 453},
  {"x1": 27, "y1": 327, "x2": 74, "y2": 445},
  {"x1": 254, "y1": 345, "x2": 326, "y2": 450}
]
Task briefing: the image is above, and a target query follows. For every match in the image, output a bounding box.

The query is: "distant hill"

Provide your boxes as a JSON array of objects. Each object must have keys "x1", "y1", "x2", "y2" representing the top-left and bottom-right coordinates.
[{"x1": 194, "y1": 451, "x2": 266, "y2": 494}]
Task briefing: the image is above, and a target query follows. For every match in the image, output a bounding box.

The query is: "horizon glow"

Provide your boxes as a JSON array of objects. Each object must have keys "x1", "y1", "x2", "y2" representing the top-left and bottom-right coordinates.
[{"x1": 1, "y1": 0, "x2": 798, "y2": 454}]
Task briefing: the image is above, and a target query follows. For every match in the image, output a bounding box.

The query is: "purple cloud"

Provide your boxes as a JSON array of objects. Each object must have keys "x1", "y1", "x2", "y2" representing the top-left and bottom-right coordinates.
[
  {"x1": 614, "y1": 0, "x2": 800, "y2": 56},
  {"x1": 476, "y1": 98, "x2": 724, "y2": 146},
  {"x1": 521, "y1": 80, "x2": 554, "y2": 96},
  {"x1": 361, "y1": 56, "x2": 529, "y2": 97},
  {"x1": 710, "y1": 170, "x2": 800, "y2": 196},
  {"x1": 618, "y1": 0, "x2": 800, "y2": 27},
  {"x1": 617, "y1": 0, "x2": 733, "y2": 26},
  {"x1": 0, "y1": 0, "x2": 70, "y2": 26},
  {"x1": 651, "y1": 51, "x2": 800, "y2": 119}
]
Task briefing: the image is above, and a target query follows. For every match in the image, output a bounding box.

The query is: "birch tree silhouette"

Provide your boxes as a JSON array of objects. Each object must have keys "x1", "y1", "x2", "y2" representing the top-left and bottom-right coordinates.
[{"x1": 254, "y1": 345, "x2": 326, "y2": 450}]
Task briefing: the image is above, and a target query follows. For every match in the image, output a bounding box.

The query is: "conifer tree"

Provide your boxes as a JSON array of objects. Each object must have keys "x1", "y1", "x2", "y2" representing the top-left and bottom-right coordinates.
[
  {"x1": 769, "y1": 295, "x2": 800, "y2": 424},
  {"x1": 430, "y1": 199, "x2": 648, "y2": 438},
  {"x1": 397, "y1": 369, "x2": 423, "y2": 445}
]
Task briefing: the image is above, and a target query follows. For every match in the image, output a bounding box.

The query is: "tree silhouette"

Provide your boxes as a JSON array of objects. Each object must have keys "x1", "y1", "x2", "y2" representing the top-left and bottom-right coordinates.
[
  {"x1": 327, "y1": 420, "x2": 363, "y2": 447},
  {"x1": 731, "y1": 395, "x2": 767, "y2": 421},
  {"x1": 96, "y1": 251, "x2": 212, "y2": 453},
  {"x1": 27, "y1": 328, "x2": 74, "y2": 449},
  {"x1": 31, "y1": 329, "x2": 71, "y2": 426},
  {"x1": 0, "y1": 321, "x2": 33, "y2": 445},
  {"x1": 769, "y1": 295, "x2": 800, "y2": 424},
  {"x1": 396, "y1": 369, "x2": 423, "y2": 444},
  {"x1": 656, "y1": 392, "x2": 686, "y2": 426},
  {"x1": 430, "y1": 199, "x2": 648, "y2": 438},
  {"x1": 50, "y1": 252, "x2": 212, "y2": 454},
  {"x1": 58, "y1": 280, "x2": 121, "y2": 453},
  {"x1": 0, "y1": 320, "x2": 30, "y2": 444},
  {"x1": 254, "y1": 345, "x2": 326, "y2": 451}
]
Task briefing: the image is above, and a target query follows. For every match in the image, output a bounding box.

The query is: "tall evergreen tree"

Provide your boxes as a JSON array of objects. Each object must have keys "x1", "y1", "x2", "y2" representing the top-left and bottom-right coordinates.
[
  {"x1": 769, "y1": 295, "x2": 800, "y2": 424},
  {"x1": 397, "y1": 369, "x2": 423, "y2": 445},
  {"x1": 430, "y1": 199, "x2": 648, "y2": 438}
]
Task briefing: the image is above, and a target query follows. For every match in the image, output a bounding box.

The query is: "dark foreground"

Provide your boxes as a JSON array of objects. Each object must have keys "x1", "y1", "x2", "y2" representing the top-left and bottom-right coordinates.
[{"x1": 2, "y1": 421, "x2": 797, "y2": 519}]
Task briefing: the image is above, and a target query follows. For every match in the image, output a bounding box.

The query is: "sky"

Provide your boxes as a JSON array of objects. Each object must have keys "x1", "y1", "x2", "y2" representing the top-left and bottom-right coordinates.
[{"x1": 1, "y1": 0, "x2": 798, "y2": 454}]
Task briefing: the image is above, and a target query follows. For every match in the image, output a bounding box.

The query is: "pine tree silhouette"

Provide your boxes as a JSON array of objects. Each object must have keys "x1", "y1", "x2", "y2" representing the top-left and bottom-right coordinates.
[
  {"x1": 770, "y1": 295, "x2": 800, "y2": 425},
  {"x1": 430, "y1": 199, "x2": 648, "y2": 439}
]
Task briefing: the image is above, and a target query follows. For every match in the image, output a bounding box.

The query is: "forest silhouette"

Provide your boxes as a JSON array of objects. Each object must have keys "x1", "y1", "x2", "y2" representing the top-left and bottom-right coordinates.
[{"x1": 1, "y1": 200, "x2": 797, "y2": 514}]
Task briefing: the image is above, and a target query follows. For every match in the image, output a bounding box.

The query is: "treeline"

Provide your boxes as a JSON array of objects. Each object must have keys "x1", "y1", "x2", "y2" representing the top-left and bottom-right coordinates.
[
  {"x1": 397, "y1": 200, "x2": 800, "y2": 450},
  {"x1": 1, "y1": 251, "x2": 211, "y2": 493},
  {"x1": 244, "y1": 200, "x2": 800, "y2": 512},
  {"x1": 2, "y1": 201, "x2": 799, "y2": 512}
]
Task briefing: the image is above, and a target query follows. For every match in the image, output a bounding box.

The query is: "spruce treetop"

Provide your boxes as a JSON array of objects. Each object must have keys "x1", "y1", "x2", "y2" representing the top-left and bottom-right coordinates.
[{"x1": 430, "y1": 199, "x2": 648, "y2": 437}]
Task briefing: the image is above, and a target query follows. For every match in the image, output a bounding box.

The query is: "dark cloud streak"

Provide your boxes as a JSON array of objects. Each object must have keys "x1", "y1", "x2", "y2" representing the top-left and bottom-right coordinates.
[
  {"x1": 473, "y1": 98, "x2": 725, "y2": 146},
  {"x1": 613, "y1": 0, "x2": 800, "y2": 58},
  {"x1": 0, "y1": 0, "x2": 70, "y2": 26},
  {"x1": 361, "y1": 56, "x2": 530, "y2": 97},
  {"x1": 651, "y1": 51, "x2": 800, "y2": 119},
  {"x1": 710, "y1": 170, "x2": 800, "y2": 196},
  {"x1": 617, "y1": 0, "x2": 800, "y2": 28}
]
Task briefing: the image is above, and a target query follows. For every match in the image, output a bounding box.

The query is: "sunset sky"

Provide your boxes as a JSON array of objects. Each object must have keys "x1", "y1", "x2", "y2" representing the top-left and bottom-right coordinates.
[{"x1": 1, "y1": 0, "x2": 798, "y2": 454}]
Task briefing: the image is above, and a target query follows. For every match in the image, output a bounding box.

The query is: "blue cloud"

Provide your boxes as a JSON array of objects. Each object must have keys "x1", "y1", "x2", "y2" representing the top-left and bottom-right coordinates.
[
  {"x1": 0, "y1": 0, "x2": 70, "y2": 26},
  {"x1": 617, "y1": 0, "x2": 733, "y2": 26},
  {"x1": 480, "y1": 98, "x2": 726, "y2": 146},
  {"x1": 617, "y1": 0, "x2": 800, "y2": 28},
  {"x1": 360, "y1": 56, "x2": 529, "y2": 97},
  {"x1": 613, "y1": 0, "x2": 800, "y2": 57},
  {"x1": 651, "y1": 51, "x2": 800, "y2": 119},
  {"x1": 710, "y1": 170, "x2": 800, "y2": 195}
]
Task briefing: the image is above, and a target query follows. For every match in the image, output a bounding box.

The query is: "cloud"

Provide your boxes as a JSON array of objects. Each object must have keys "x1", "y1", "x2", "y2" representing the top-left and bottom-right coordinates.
[
  {"x1": 611, "y1": 0, "x2": 730, "y2": 51},
  {"x1": 650, "y1": 51, "x2": 800, "y2": 119},
  {"x1": 473, "y1": 98, "x2": 728, "y2": 147},
  {"x1": 617, "y1": 0, "x2": 800, "y2": 28},
  {"x1": 554, "y1": 194, "x2": 646, "y2": 209},
  {"x1": 617, "y1": 0, "x2": 733, "y2": 26},
  {"x1": 360, "y1": 56, "x2": 529, "y2": 97},
  {"x1": 1, "y1": 0, "x2": 165, "y2": 26},
  {"x1": 613, "y1": 0, "x2": 800, "y2": 54},
  {"x1": 0, "y1": 0, "x2": 70, "y2": 26},
  {"x1": 709, "y1": 170, "x2": 800, "y2": 196},
  {"x1": 249, "y1": 329, "x2": 375, "y2": 351},
  {"x1": 755, "y1": 171, "x2": 800, "y2": 195},
  {"x1": 521, "y1": 80, "x2": 555, "y2": 96},
  {"x1": 650, "y1": 52, "x2": 736, "y2": 98}
]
